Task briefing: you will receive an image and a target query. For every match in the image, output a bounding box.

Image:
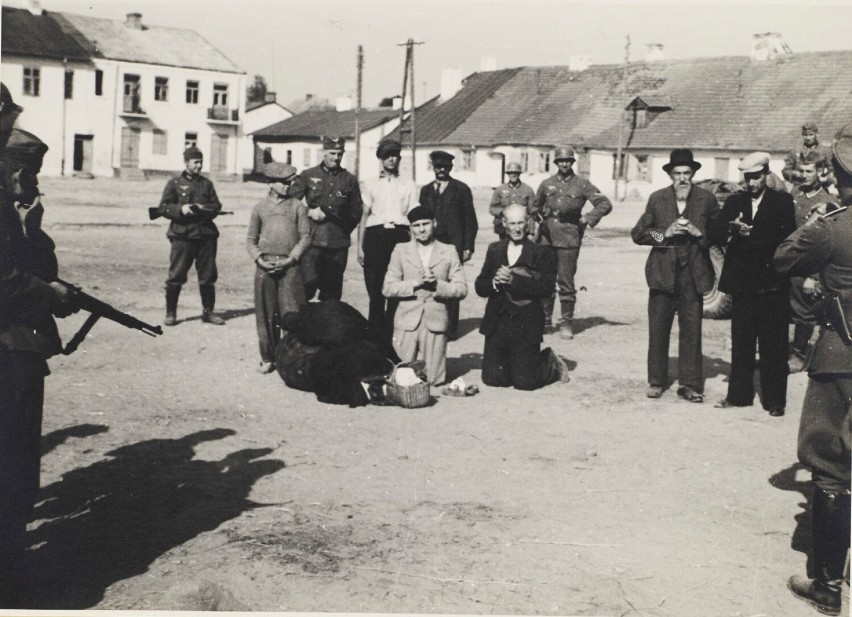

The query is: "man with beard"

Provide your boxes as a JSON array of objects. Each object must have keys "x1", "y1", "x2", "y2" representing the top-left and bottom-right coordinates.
[
  {"x1": 489, "y1": 161, "x2": 536, "y2": 238},
  {"x1": 631, "y1": 149, "x2": 716, "y2": 402},
  {"x1": 783, "y1": 122, "x2": 835, "y2": 190},
  {"x1": 709, "y1": 152, "x2": 797, "y2": 416}
]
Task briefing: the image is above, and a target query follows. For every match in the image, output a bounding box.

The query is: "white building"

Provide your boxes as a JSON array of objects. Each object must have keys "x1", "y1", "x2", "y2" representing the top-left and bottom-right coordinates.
[{"x1": 240, "y1": 93, "x2": 293, "y2": 175}]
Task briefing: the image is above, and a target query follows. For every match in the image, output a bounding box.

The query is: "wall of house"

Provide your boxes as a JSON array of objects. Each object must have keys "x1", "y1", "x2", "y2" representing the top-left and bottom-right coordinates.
[{"x1": 240, "y1": 104, "x2": 293, "y2": 173}]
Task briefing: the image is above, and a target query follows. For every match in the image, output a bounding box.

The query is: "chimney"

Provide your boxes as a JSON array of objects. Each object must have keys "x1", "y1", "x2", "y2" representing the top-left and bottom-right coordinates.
[
  {"x1": 751, "y1": 32, "x2": 793, "y2": 61},
  {"x1": 336, "y1": 96, "x2": 353, "y2": 112},
  {"x1": 264, "y1": 91, "x2": 276, "y2": 104},
  {"x1": 480, "y1": 56, "x2": 497, "y2": 72},
  {"x1": 125, "y1": 13, "x2": 143, "y2": 29},
  {"x1": 27, "y1": 0, "x2": 44, "y2": 15},
  {"x1": 569, "y1": 54, "x2": 591, "y2": 72},
  {"x1": 392, "y1": 96, "x2": 402, "y2": 110},
  {"x1": 644, "y1": 44, "x2": 665, "y2": 63},
  {"x1": 440, "y1": 68, "x2": 463, "y2": 102}
]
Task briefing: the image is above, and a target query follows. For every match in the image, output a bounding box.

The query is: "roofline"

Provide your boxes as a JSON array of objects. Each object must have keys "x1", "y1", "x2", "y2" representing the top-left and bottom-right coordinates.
[
  {"x1": 0, "y1": 51, "x2": 92, "y2": 63},
  {"x1": 87, "y1": 56, "x2": 246, "y2": 75}
]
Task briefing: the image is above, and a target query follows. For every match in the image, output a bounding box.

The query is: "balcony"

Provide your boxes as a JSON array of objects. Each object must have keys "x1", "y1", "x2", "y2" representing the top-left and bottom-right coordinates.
[
  {"x1": 207, "y1": 106, "x2": 239, "y2": 124},
  {"x1": 120, "y1": 96, "x2": 147, "y2": 118}
]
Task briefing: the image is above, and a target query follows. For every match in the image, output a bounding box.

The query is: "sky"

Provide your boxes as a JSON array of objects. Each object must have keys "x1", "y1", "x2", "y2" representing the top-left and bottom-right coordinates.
[{"x1": 15, "y1": 0, "x2": 852, "y2": 109}]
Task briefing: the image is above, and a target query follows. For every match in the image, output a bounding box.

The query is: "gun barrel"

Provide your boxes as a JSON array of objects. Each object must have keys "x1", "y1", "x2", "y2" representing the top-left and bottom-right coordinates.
[{"x1": 56, "y1": 279, "x2": 163, "y2": 336}]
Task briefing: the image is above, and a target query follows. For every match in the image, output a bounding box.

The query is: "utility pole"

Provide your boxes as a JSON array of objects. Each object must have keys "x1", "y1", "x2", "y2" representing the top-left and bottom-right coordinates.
[
  {"x1": 615, "y1": 34, "x2": 630, "y2": 201},
  {"x1": 397, "y1": 38, "x2": 423, "y2": 182},
  {"x1": 355, "y1": 45, "x2": 363, "y2": 179}
]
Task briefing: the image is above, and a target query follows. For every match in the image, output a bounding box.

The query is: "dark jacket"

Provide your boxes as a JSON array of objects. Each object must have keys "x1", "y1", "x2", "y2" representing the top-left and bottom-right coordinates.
[
  {"x1": 631, "y1": 185, "x2": 716, "y2": 294},
  {"x1": 297, "y1": 163, "x2": 363, "y2": 249},
  {"x1": 707, "y1": 187, "x2": 797, "y2": 295},
  {"x1": 418, "y1": 177, "x2": 478, "y2": 257},
  {"x1": 156, "y1": 171, "x2": 222, "y2": 240},
  {"x1": 534, "y1": 171, "x2": 612, "y2": 248},
  {"x1": 474, "y1": 238, "x2": 556, "y2": 343}
]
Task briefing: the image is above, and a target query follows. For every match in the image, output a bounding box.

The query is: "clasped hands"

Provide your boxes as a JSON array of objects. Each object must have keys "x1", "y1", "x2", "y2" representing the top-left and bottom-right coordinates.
[
  {"x1": 415, "y1": 269, "x2": 438, "y2": 292},
  {"x1": 493, "y1": 265, "x2": 513, "y2": 288},
  {"x1": 256, "y1": 255, "x2": 295, "y2": 274},
  {"x1": 664, "y1": 217, "x2": 703, "y2": 238}
]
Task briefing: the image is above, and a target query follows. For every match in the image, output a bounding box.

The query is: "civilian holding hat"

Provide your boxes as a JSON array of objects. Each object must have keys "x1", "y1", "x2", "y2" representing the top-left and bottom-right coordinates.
[
  {"x1": 247, "y1": 163, "x2": 312, "y2": 374},
  {"x1": 774, "y1": 123, "x2": 852, "y2": 616},
  {"x1": 489, "y1": 161, "x2": 536, "y2": 239},
  {"x1": 534, "y1": 145, "x2": 612, "y2": 339},
  {"x1": 296, "y1": 136, "x2": 363, "y2": 302},
  {"x1": 631, "y1": 149, "x2": 716, "y2": 403},
  {"x1": 382, "y1": 205, "x2": 467, "y2": 385},
  {"x1": 708, "y1": 151, "x2": 797, "y2": 416},
  {"x1": 783, "y1": 121, "x2": 835, "y2": 190},
  {"x1": 155, "y1": 146, "x2": 226, "y2": 326},
  {"x1": 357, "y1": 138, "x2": 418, "y2": 341}
]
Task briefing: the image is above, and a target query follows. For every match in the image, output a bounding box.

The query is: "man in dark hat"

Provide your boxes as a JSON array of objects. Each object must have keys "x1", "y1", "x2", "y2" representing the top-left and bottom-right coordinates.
[
  {"x1": 154, "y1": 146, "x2": 226, "y2": 325},
  {"x1": 774, "y1": 123, "x2": 852, "y2": 617},
  {"x1": 489, "y1": 161, "x2": 536, "y2": 238},
  {"x1": 709, "y1": 152, "x2": 797, "y2": 416},
  {"x1": 247, "y1": 162, "x2": 312, "y2": 374},
  {"x1": 418, "y1": 150, "x2": 477, "y2": 339},
  {"x1": 631, "y1": 149, "x2": 717, "y2": 402},
  {"x1": 296, "y1": 136, "x2": 363, "y2": 302},
  {"x1": 783, "y1": 122, "x2": 835, "y2": 190},
  {"x1": 357, "y1": 138, "x2": 418, "y2": 341},
  {"x1": 0, "y1": 83, "x2": 23, "y2": 150},
  {"x1": 534, "y1": 145, "x2": 612, "y2": 339}
]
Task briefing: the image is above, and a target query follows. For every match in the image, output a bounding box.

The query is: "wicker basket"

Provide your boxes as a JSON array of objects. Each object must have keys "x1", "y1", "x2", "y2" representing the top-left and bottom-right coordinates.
[{"x1": 385, "y1": 364, "x2": 430, "y2": 408}]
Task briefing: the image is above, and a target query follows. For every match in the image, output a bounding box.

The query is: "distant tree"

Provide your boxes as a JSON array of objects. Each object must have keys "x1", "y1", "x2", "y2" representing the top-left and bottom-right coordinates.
[{"x1": 247, "y1": 75, "x2": 268, "y2": 105}]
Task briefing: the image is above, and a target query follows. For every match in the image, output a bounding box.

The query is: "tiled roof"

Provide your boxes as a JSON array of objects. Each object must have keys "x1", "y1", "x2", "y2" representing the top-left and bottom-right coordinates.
[
  {"x1": 252, "y1": 108, "x2": 399, "y2": 139},
  {"x1": 1, "y1": 7, "x2": 90, "y2": 61}
]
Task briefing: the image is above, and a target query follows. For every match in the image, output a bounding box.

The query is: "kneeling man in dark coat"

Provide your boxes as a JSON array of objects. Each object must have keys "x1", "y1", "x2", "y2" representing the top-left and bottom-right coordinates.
[{"x1": 475, "y1": 204, "x2": 571, "y2": 389}]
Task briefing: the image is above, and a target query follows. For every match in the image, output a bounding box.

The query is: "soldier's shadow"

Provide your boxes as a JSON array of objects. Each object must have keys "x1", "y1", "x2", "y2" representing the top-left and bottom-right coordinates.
[
  {"x1": 41, "y1": 423, "x2": 109, "y2": 457},
  {"x1": 180, "y1": 307, "x2": 256, "y2": 324},
  {"x1": 446, "y1": 352, "x2": 484, "y2": 381},
  {"x1": 454, "y1": 317, "x2": 482, "y2": 340},
  {"x1": 28, "y1": 427, "x2": 285, "y2": 609},
  {"x1": 668, "y1": 355, "x2": 732, "y2": 390},
  {"x1": 572, "y1": 316, "x2": 629, "y2": 335},
  {"x1": 769, "y1": 462, "x2": 813, "y2": 574}
]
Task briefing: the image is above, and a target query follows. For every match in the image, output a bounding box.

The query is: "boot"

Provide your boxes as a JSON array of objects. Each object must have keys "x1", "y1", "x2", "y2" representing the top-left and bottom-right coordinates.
[
  {"x1": 164, "y1": 285, "x2": 180, "y2": 326},
  {"x1": 559, "y1": 300, "x2": 575, "y2": 340},
  {"x1": 789, "y1": 323, "x2": 815, "y2": 373},
  {"x1": 787, "y1": 489, "x2": 850, "y2": 616},
  {"x1": 543, "y1": 294, "x2": 556, "y2": 333},
  {"x1": 199, "y1": 285, "x2": 226, "y2": 325}
]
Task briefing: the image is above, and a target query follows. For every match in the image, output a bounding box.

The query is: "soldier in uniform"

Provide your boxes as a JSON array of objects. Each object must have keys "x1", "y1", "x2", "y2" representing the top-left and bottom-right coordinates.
[
  {"x1": 534, "y1": 145, "x2": 612, "y2": 339},
  {"x1": 297, "y1": 136, "x2": 363, "y2": 302},
  {"x1": 155, "y1": 147, "x2": 226, "y2": 326},
  {"x1": 773, "y1": 123, "x2": 852, "y2": 617},
  {"x1": 783, "y1": 121, "x2": 836, "y2": 190},
  {"x1": 489, "y1": 161, "x2": 535, "y2": 238}
]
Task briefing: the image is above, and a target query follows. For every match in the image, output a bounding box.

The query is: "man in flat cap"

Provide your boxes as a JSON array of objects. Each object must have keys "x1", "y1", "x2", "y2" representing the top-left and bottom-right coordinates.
[
  {"x1": 534, "y1": 145, "x2": 612, "y2": 339},
  {"x1": 783, "y1": 122, "x2": 835, "y2": 190},
  {"x1": 489, "y1": 161, "x2": 536, "y2": 239},
  {"x1": 631, "y1": 149, "x2": 716, "y2": 403},
  {"x1": 154, "y1": 146, "x2": 226, "y2": 326},
  {"x1": 418, "y1": 150, "x2": 478, "y2": 339},
  {"x1": 382, "y1": 205, "x2": 467, "y2": 385},
  {"x1": 774, "y1": 123, "x2": 852, "y2": 617},
  {"x1": 296, "y1": 136, "x2": 363, "y2": 302},
  {"x1": 708, "y1": 151, "x2": 797, "y2": 416},
  {"x1": 357, "y1": 138, "x2": 418, "y2": 342},
  {"x1": 0, "y1": 83, "x2": 23, "y2": 150},
  {"x1": 247, "y1": 162, "x2": 312, "y2": 374}
]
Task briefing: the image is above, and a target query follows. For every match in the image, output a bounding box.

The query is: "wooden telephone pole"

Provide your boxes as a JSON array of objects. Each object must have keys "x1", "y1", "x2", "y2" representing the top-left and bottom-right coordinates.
[
  {"x1": 615, "y1": 34, "x2": 630, "y2": 201},
  {"x1": 354, "y1": 45, "x2": 364, "y2": 179},
  {"x1": 397, "y1": 38, "x2": 423, "y2": 182}
]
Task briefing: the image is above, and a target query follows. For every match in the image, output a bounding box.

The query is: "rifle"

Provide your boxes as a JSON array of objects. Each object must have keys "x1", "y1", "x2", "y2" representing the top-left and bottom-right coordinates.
[
  {"x1": 56, "y1": 278, "x2": 163, "y2": 355},
  {"x1": 148, "y1": 206, "x2": 234, "y2": 221}
]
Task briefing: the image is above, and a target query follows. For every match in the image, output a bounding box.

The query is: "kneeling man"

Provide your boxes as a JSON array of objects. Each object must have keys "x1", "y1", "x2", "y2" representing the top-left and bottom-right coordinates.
[
  {"x1": 475, "y1": 204, "x2": 571, "y2": 389},
  {"x1": 382, "y1": 206, "x2": 467, "y2": 385}
]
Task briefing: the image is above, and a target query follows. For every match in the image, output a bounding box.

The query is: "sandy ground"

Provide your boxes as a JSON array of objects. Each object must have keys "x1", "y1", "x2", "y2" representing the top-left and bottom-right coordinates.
[{"x1": 18, "y1": 176, "x2": 822, "y2": 615}]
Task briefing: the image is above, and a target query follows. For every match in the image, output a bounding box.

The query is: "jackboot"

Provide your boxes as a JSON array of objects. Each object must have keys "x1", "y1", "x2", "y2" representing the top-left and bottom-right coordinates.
[
  {"x1": 543, "y1": 294, "x2": 556, "y2": 332},
  {"x1": 559, "y1": 301, "x2": 575, "y2": 340},
  {"x1": 164, "y1": 285, "x2": 180, "y2": 326},
  {"x1": 199, "y1": 285, "x2": 226, "y2": 325},
  {"x1": 787, "y1": 489, "x2": 850, "y2": 615}
]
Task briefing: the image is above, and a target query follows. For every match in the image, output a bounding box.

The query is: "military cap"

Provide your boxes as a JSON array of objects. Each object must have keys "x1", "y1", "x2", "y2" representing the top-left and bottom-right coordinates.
[
  {"x1": 264, "y1": 162, "x2": 297, "y2": 182},
  {"x1": 183, "y1": 146, "x2": 203, "y2": 161},
  {"x1": 322, "y1": 136, "x2": 345, "y2": 151},
  {"x1": 406, "y1": 205, "x2": 435, "y2": 223},
  {"x1": 505, "y1": 161, "x2": 523, "y2": 173},
  {"x1": 801, "y1": 121, "x2": 819, "y2": 133},
  {"x1": 832, "y1": 123, "x2": 852, "y2": 175},
  {"x1": 553, "y1": 146, "x2": 576, "y2": 162},
  {"x1": 376, "y1": 138, "x2": 402, "y2": 159},
  {"x1": 429, "y1": 150, "x2": 454, "y2": 165},
  {"x1": 1, "y1": 83, "x2": 23, "y2": 114},
  {"x1": 3, "y1": 128, "x2": 48, "y2": 173},
  {"x1": 738, "y1": 152, "x2": 770, "y2": 174}
]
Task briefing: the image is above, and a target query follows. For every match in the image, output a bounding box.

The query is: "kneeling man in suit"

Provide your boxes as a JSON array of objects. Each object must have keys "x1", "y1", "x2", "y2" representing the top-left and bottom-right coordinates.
[
  {"x1": 475, "y1": 204, "x2": 571, "y2": 390},
  {"x1": 382, "y1": 206, "x2": 467, "y2": 385}
]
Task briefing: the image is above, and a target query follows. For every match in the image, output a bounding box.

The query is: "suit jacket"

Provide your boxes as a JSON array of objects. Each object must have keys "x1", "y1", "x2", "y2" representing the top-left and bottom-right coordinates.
[
  {"x1": 707, "y1": 187, "x2": 797, "y2": 295},
  {"x1": 631, "y1": 185, "x2": 716, "y2": 294},
  {"x1": 382, "y1": 240, "x2": 467, "y2": 333},
  {"x1": 474, "y1": 238, "x2": 556, "y2": 342},
  {"x1": 418, "y1": 178, "x2": 478, "y2": 257}
]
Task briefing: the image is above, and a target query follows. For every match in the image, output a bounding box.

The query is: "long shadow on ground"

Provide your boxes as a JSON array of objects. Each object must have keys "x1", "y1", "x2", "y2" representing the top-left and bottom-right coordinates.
[
  {"x1": 572, "y1": 315, "x2": 629, "y2": 335},
  {"x1": 28, "y1": 428, "x2": 285, "y2": 609},
  {"x1": 41, "y1": 424, "x2": 109, "y2": 456},
  {"x1": 769, "y1": 462, "x2": 813, "y2": 575}
]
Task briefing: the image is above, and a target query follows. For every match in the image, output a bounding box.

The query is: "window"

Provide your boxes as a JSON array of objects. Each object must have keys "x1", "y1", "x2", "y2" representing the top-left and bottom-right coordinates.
[
  {"x1": 460, "y1": 149, "x2": 475, "y2": 172},
  {"x1": 186, "y1": 80, "x2": 199, "y2": 104},
  {"x1": 64, "y1": 70, "x2": 74, "y2": 99},
  {"x1": 520, "y1": 151, "x2": 530, "y2": 173},
  {"x1": 95, "y1": 70, "x2": 104, "y2": 96},
  {"x1": 635, "y1": 155, "x2": 651, "y2": 182},
  {"x1": 123, "y1": 74, "x2": 141, "y2": 113},
  {"x1": 303, "y1": 148, "x2": 312, "y2": 167},
  {"x1": 154, "y1": 77, "x2": 168, "y2": 102},
  {"x1": 213, "y1": 83, "x2": 228, "y2": 107},
  {"x1": 538, "y1": 151, "x2": 550, "y2": 173},
  {"x1": 286, "y1": 150, "x2": 293, "y2": 165},
  {"x1": 611, "y1": 153, "x2": 626, "y2": 180},
  {"x1": 634, "y1": 109, "x2": 648, "y2": 130},
  {"x1": 23, "y1": 67, "x2": 40, "y2": 96},
  {"x1": 153, "y1": 129, "x2": 168, "y2": 155},
  {"x1": 184, "y1": 132, "x2": 198, "y2": 149}
]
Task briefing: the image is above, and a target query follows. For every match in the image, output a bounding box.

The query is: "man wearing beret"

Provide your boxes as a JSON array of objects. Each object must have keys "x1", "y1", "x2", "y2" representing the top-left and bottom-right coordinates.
[
  {"x1": 382, "y1": 205, "x2": 467, "y2": 385},
  {"x1": 708, "y1": 152, "x2": 797, "y2": 416},
  {"x1": 489, "y1": 161, "x2": 536, "y2": 239},
  {"x1": 357, "y1": 138, "x2": 418, "y2": 341},
  {"x1": 296, "y1": 136, "x2": 363, "y2": 302},
  {"x1": 774, "y1": 124, "x2": 852, "y2": 617},
  {"x1": 155, "y1": 147, "x2": 226, "y2": 326},
  {"x1": 418, "y1": 150, "x2": 478, "y2": 340},
  {"x1": 247, "y1": 163, "x2": 312, "y2": 374},
  {"x1": 534, "y1": 145, "x2": 612, "y2": 339},
  {"x1": 783, "y1": 122, "x2": 835, "y2": 190},
  {"x1": 631, "y1": 149, "x2": 716, "y2": 403}
]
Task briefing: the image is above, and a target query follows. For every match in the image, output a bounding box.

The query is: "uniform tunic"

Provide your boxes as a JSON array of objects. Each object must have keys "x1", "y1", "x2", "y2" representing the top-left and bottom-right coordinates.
[{"x1": 489, "y1": 181, "x2": 536, "y2": 236}]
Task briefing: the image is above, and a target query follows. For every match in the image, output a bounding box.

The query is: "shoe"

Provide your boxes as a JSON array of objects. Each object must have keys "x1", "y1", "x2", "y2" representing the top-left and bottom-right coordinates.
[
  {"x1": 559, "y1": 322, "x2": 574, "y2": 340},
  {"x1": 202, "y1": 310, "x2": 226, "y2": 325},
  {"x1": 676, "y1": 386, "x2": 705, "y2": 403},
  {"x1": 788, "y1": 354, "x2": 807, "y2": 374},
  {"x1": 164, "y1": 312, "x2": 177, "y2": 327},
  {"x1": 767, "y1": 406, "x2": 785, "y2": 417},
  {"x1": 547, "y1": 349, "x2": 571, "y2": 383},
  {"x1": 256, "y1": 361, "x2": 274, "y2": 374},
  {"x1": 646, "y1": 385, "x2": 663, "y2": 398},
  {"x1": 543, "y1": 323, "x2": 556, "y2": 335},
  {"x1": 787, "y1": 575, "x2": 841, "y2": 616},
  {"x1": 714, "y1": 399, "x2": 744, "y2": 409}
]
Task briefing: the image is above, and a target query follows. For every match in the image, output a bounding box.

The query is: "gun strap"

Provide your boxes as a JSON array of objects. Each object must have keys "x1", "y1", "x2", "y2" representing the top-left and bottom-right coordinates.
[{"x1": 62, "y1": 313, "x2": 101, "y2": 355}]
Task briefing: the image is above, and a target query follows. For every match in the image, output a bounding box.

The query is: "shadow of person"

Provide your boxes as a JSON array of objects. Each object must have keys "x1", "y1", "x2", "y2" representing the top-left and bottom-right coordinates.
[
  {"x1": 181, "y1": 307, "x2": 256, "y2": 324},
  {"x1": 27, "y1": 428, "x2": 285, "y2": 609},
  {"x1": 769, "y1": 462, "x2": 813, "y2": 573},
  {"x1": 666, "y1": 354, "x2": 733, "y2": 390},
  {"x1": 454, "y1": 317, "x2": 481, "y2": 340},
  {"x1": 445, "y1": 352, "x2": 484, "y2": 381},
  {"x1": 572, "y1": 316, "x2": 629, "y2": 335},
  {"x1": 41, "y1": 424, "x2": 109, "y2": 456}
]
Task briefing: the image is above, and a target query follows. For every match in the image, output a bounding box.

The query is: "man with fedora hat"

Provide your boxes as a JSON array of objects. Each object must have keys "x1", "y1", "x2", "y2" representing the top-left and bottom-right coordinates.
[
  {"x1": 296, "y1": 136, "x2": 363, "y2": 303},
  {"x1": 155, "y1": 146, "x2": 226, "y2": 326},
  {"x1": 708, "y1": 151, "x2": 797, "y2": 416},
  {"x1": 783, "y1": 121, "x2": 835, "y2": 190},
  {"x1": 357, "y1": 138, "x2": 418, "y2": 341},
  {"x1": 489, "y1": 161, "x2": 536, "y2": 239},
  {"x1": 632, "y1": 149, "x2": 716, "y2": 402},
  {"x1": 247, "y1": 162, "x2": 312, "y2": 374},
  {"x1": 534, "y1": 145, "x2": 612, "y2": 339}
]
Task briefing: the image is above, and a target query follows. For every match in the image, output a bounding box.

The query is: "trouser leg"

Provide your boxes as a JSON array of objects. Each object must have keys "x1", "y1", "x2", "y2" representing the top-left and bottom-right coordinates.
[
  {"x1": 392, "y1": 328, "x2": 419, "y2": 365},
  {"x1": 317, "y1": 247, "x2": 348, "y2": 302},
  {"x1": 756, "y1": 291, "x2": 790, "y2": 410},
  {"x1": 481, "y1": 328, "x2": 512, "y2": 387},
  {"x1": 798, "y1": 375, "x2": 852, "y2": 494},
  {"x1": 677, "y1": 281, "x2": 704, "y2": 392},
  {"x1": 166, "y1": 238, "x2": 196, "y2": 287},
  {"x1": 420, "y1": 327, "x2": 447, "y2": 386},
  {"x1": 194, "y1": 238, "x2": 219, "y2": 287},
  {"x1": 509, "y1": 339, "x2": 554, "y2": 391},
  {"x1": 301, "y1": 246, "x2": 320, "y2": 301},
  {"x1": 792, "y1": 323, "x2": 815, "y2": 359},
  {"x1": 254, "y1": 268, "x2": 278, "y2": 363},
  {"x1": 648, "y1": 289, "x2": 676, "y2": 388},
  {"x1": 555, "y1": 246, "x2": 580, "y2": 324},
  {"x1": 727, "y1": 295, "x2": 757, "y2": 405},
  {"x1": 363, "y1": 226, "x2": 408, "y2": 338}
]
